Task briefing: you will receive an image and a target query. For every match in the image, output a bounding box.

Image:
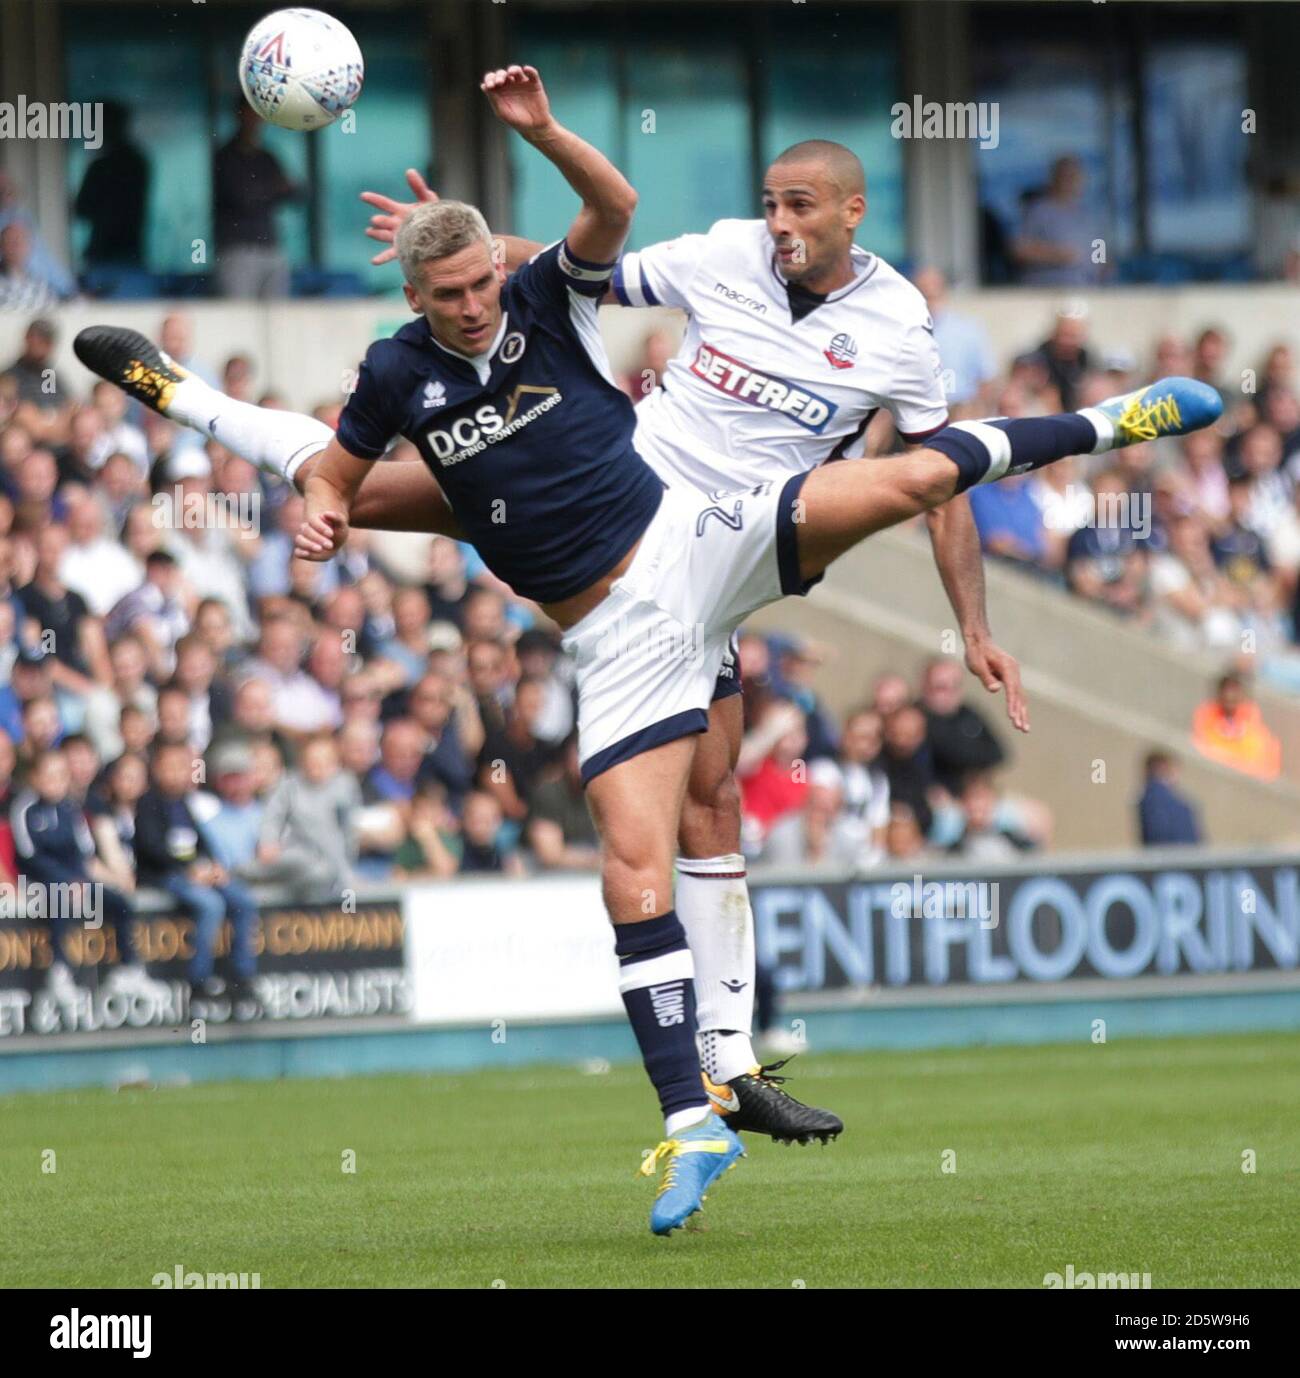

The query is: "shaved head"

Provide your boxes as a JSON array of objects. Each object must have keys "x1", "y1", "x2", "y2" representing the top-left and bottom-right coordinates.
[
  {"x1": 770, "y1": 140, "x2": 866, "y2": 200},
  {"x1": 762, "y1": 140, "x2": 868, "y2": 291}
]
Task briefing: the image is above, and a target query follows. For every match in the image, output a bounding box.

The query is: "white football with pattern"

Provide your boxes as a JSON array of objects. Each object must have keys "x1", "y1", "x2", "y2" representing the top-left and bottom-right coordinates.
[{"x1": 239, "y1": 7, "x2": 364, "y2": 131}]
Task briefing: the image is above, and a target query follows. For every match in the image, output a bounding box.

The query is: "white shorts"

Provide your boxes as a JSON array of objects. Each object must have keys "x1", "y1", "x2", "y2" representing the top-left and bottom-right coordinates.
[{"x1": 563, "y1": 475, "x2": 817, "y2": 783}]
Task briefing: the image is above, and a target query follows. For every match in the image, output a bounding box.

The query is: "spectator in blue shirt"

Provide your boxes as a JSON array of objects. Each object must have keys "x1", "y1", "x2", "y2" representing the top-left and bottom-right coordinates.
[
  {"x1": 1137, "y1": 752, "x2": 1203, "y2": 846},
  {"x1": 969, "y1": 474, "x2": 1050, "y2": 569},
  {"x1": 1012, "y1": 156, "x2": 1105, "y2": 287},
  {"x1": 913, "y1": 267, "x2": 997, "y2": 411},
  {"x1": 0, "y1": 643, "x2": 54, "y2": 743},
  {"x1": 1065, "y1": 470, "x2": 1146, "y2": 615},
  {"x1": 201, "y1": 737, "x2": 264, "y2": 874}
]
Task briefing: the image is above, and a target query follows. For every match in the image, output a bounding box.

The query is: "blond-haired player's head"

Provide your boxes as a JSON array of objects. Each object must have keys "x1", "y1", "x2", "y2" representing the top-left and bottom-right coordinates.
[{"x1": 396, "y1": 200, "x2": 506, "y2": 357}]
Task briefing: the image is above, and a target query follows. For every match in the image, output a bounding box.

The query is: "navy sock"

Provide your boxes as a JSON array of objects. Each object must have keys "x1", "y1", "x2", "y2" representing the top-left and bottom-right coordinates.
[
  {"x1": 929, "y1": 413, "x2": 1099, "y2": 493},
  {"x1": 615, "y1": 910, "x2": 708, "y2": 1123}
]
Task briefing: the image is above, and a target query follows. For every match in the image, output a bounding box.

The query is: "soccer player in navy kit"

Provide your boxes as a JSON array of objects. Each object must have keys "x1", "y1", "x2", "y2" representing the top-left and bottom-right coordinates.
[{"x1": 76, "y1": 65, "x2": 1220, "y2": 1234}]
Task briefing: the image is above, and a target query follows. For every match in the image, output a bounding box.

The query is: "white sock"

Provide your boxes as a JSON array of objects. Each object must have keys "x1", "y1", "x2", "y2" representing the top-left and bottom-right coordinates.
[
  {"x1": 1077, "y1": 405, "x2": 1116, "y2": 453},
  {"x1": 676, "y1": 853, "x2": 759, "y2": 1084},
  {"x1": 168, "y1": 375, "x2": 332, "y2": 484},
  {"x1": 665, "y1": 1106, "x2": 711, "y2": 1137}
]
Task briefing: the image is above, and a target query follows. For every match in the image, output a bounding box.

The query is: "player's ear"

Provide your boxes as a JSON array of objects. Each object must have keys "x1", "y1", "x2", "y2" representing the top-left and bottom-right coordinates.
[
  {"x1": 402, "y1": 279, "x2": 422, "y2": 314},
  {"x1": 844, "y1": 192, "x2": 866, "y2": 231}
]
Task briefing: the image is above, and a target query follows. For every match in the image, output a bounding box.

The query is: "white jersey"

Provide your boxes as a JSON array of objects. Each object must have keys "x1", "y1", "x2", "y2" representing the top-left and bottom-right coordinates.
[{"x1": 613, "y1": 218, "x2": 949, "y2": 493}]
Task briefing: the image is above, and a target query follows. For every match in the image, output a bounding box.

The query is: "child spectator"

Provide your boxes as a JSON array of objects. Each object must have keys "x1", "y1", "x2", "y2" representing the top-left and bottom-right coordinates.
[{"x1": 134, "y1": 740, "x2": 258, "y2": 998}]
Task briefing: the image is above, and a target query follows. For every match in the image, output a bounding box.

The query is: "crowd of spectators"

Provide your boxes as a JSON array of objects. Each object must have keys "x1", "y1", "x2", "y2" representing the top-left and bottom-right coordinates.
[
  {"x1": 908, "y1": 283, "x2": 1300, "y2": 705},
  {"x1": 732, "y1": 641, "x2": 1053, "y2": 869},
  {"x1": 0, "y1": 310, "x2": 611, "y2": 990}
]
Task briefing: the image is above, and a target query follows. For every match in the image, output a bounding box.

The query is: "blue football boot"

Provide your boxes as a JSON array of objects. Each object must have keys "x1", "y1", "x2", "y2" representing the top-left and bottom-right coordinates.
[
  {"x1": 639, "y1": 1113, "x2": 744, "y2": 1236},
  {"x1": 1092, "y1": 376, "x2": 1223, "y2": 447}
]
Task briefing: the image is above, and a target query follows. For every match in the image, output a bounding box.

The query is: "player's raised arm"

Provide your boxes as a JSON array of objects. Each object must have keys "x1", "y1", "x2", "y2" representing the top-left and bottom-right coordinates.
[{"x1": 481, "y1": 64, "x2": 637, "y2": 266}]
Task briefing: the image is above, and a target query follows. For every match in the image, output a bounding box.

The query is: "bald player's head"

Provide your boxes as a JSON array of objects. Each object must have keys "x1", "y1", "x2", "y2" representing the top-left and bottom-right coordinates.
[
  {"x1": 769, "y1": 140, "x2": 866, "y2": 200},
  {"x1": 762, "y1": 140, "x2": 867, "y2": 289}
]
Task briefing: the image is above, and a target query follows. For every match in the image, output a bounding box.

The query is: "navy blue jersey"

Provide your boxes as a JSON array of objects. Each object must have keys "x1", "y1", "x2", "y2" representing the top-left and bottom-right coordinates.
[
  {"x1": 10, "y1": 791, "x2": 94, "y2": 874},
  {"x1": 337, "y1": 241, "x2": 664, "y2": 603}
]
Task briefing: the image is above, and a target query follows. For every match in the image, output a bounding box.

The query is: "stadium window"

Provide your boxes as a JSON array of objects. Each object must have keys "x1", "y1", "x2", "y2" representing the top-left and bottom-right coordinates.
[
  {"x1": 506, "y1": 4, "x2": 903, "y2": 259},
  {"x1": 313, "y1": 17, "x2": 433, "y2": 295},
  {"x1": 616, "y1": 18, "x2": 750, "y2": 249},
  {"x1": 504, "y1": 16, "x2": 621, "y2": 246},
  {"x1": 64, "y1": 7, "x2": 212, "y2": 285},
  {"x1": 1143, "y1": 41, "x2": 1249, "y2": 265},
  {"x1": 973, "y1": 2, "x2": 1251, "y2": 284},
  {"x1": 973, "y1": 24, "x2": 1135, "y2": 285},
  {"x1": 757, "y1": 6, "x2": 906, "y2": 268},
  {"x1": 64, "y1": 3, "x2": 429, "y2": 297},
  {"x1": 507, "y1": 8, "x2": 751, "y2": 250}
]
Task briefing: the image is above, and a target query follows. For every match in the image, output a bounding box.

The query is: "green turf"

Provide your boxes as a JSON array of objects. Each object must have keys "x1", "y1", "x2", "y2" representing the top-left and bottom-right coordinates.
[{"x1": 2, "y1": 1032, "x2": 1297, "y2": 1288}]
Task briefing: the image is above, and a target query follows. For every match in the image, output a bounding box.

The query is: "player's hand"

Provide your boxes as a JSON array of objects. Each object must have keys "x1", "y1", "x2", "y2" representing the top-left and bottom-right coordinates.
[
  {"x1": 360, "y1": 168, "x2": 438, "y2": 265},
  {"x1": 964, "y1": 635, "x2": 1029, "y2": 733},
  {"x1": 481, "y1": 65, "x2": 553, "y2": 138},
  {"x1": 295, "y1": 510, "x2": 349, "y2": 562}
]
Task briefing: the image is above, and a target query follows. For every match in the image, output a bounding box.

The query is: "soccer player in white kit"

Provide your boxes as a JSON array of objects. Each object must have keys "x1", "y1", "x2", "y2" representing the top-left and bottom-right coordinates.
[{"x1": 74, "y1": 139, "x2": 1029, "y2": 1148}]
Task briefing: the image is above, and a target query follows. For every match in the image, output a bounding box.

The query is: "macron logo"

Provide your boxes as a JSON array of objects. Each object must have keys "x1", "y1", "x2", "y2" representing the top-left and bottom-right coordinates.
[
  {"x1": 712, "y1": 281, "x2": 768, "y2": 314},
  {"x1": 422, "y1": 380, "x2": 447, "y2": 409}
]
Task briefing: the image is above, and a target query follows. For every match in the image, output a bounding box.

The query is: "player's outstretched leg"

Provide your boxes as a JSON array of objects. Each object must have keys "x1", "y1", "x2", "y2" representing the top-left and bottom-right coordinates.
[
  {"x1": 74, "y1": 324, "x2": 459, "y2": 533},
  {"x1": 790, "y1": 377, "x2": 1222, "y2": 577},
  {"x1": 587, "y1": 736, "x2": 745, "y2": 1235},
  {"x1": 678, "y1": 698, "x2": 843, "y2": 1144},
  {"x1": 73, "y1": 325, "x2": 333, "y2": 484}
]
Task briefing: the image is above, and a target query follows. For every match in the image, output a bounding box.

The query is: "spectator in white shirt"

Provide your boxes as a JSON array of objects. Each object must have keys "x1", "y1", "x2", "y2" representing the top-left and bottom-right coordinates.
[
  {"x1": 835, "y1": 708, "x2": 891, "y2": 867},
  {"x1": 89, "y1": 380, "x2": 149, "y2": 472},
  {"x1": 59, "y1": 490, "x2": 143, "y2": 616}
]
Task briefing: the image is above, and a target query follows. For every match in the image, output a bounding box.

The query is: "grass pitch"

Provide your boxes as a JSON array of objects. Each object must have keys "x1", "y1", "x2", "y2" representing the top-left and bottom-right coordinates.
[{"x1": 2, "y1": 1032, "x2": 1297, "y2": 1288}]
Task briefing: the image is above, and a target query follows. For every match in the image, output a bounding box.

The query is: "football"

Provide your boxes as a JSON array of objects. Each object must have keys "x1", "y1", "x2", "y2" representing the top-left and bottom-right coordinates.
[{"x1": 238, "y1": 7, "x2": 364, "y2": 131}]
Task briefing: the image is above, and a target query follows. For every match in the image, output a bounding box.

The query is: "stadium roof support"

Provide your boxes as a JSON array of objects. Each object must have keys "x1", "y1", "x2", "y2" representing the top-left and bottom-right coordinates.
[
  {"x1": 0, "y1": 0, "x2": 70, "y2": 268},
  {"x1": 900, "y1": 0, "x2": 979, "y2": 285}
]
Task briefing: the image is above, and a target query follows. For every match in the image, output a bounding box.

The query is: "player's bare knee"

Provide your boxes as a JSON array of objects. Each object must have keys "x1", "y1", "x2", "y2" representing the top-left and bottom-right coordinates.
[{"x1": 900, "y1": 455, "x2": 952, "y2": 511}]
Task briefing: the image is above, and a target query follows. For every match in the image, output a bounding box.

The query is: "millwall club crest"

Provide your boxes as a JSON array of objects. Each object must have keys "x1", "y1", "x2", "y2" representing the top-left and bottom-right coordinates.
[{"x1": 824, "y1": 332, "x2": 858, "y2": 370}]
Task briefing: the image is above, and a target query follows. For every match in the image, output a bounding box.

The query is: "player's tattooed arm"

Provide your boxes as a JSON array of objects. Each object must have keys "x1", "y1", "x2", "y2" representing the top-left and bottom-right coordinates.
[
  {"x1": 924, "y1": 493, "x2": 1030, "y2": 733},
  {"x1": 482, "y1": 64, "x2": 636, "y2": 266}
]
